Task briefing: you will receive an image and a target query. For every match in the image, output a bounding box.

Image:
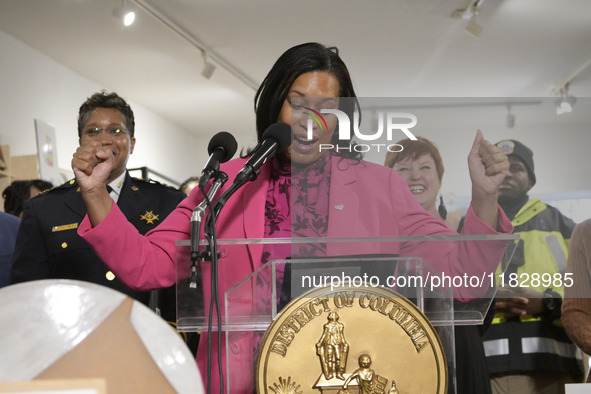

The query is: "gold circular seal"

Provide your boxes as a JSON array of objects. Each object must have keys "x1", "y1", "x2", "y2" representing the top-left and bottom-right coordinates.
[{"x1": 256, "y1": 286, "x2": 447, "y2": 393}]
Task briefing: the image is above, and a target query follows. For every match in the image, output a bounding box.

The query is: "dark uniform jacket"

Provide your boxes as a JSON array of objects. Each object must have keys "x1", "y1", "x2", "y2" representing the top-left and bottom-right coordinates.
[{"x1": 10, "y1": 172, "x2": 186, "y2": 320}]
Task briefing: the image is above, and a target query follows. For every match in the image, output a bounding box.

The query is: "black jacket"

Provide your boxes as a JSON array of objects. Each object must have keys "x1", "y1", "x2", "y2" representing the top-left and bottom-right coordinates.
[{"x1": 10, "y1": 172, "x2": 185, "y2": 318}]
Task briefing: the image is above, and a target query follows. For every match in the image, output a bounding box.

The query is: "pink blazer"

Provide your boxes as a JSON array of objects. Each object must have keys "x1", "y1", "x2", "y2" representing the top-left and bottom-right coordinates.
[{"x1": 79, "y1": 155, "x2": 512, "y2": 393}]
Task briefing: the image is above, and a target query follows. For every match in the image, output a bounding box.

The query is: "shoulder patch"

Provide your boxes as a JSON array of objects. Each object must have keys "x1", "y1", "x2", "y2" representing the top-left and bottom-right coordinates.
[
  {"x1": 56, "y1": 179, "x2": 77, "y2": 189},
  {"x1": 32, "y1": 179, "x2": 74, "y2": 197},
  {"x1": 496, "y1": 140, "x2": 515, "y2": 154},
  {"x1": 132, "y1": 177, "x2": 179, "y2": 191}
]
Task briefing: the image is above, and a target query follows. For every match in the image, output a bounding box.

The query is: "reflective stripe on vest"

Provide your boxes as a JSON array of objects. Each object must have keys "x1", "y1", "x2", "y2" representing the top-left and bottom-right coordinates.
[
  {"x1": 484, "y1": 337, "x2": 579, "y2": 359},
  {"x1": 483, "y1": 338, "x2": 509, "y2": 357},
  {"x1": 522, "y1": 337, "x2": 578, "y2": 359},
  {"x1": 544, "y1": 234, "x2": 567, "y2": 275}
]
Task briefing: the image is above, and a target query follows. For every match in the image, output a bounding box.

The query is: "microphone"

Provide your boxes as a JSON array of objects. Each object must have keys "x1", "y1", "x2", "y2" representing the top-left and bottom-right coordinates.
[
  {"x1": 203, "y1": 123, "x2": 291, "y2": 237},
  {"x1": 232, "y1": 123, "x2": 291, "y2": 187},
  {"x1": 198, "y1": 131, "x2": 238, "y2": 189}
]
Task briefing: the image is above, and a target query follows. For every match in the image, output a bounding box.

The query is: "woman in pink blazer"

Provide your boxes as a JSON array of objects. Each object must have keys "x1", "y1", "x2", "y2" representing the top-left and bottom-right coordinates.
[{"x1": 73, "y1": 43, "x2": 512, "y2": 393}]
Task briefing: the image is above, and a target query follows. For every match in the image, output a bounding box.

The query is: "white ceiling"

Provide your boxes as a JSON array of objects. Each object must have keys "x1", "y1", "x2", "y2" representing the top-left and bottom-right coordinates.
[{"x1": 1, "y1": 0, "x2": 590, "y2": 143}]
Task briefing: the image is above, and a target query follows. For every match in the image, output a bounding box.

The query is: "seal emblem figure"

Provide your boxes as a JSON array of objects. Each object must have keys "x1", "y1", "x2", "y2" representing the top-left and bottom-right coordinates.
[
  {"x1": 317, "y1": 312, "x2": 349, "y2": 380},
  {"x1": 256, "y1": 285, "x2": 447, "y2": 393}
]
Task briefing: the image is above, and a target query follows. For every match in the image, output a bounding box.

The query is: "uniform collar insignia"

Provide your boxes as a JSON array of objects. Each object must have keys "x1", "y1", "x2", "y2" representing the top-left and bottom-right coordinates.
[{"x1": 140, "y1": 211, "x2": 159, "y2": 224}]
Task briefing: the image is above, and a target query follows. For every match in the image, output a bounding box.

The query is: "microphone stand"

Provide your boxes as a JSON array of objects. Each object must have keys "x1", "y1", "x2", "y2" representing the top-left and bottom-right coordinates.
[
  {"x1": 200, "y1": 171, "x2": 258, "y2": 394},
  {"x1": 192, "y1": 172, "x2": 229, "y2": 394},
  {"x1": 200, "y1": 138, "x2": 281, "y2": 393},
  {"x1": 189, "y1": 172, "x2": 228, "y2": 288}
]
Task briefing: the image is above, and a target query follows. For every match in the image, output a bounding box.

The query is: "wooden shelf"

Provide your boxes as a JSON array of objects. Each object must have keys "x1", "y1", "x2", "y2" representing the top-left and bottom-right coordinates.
[
  {"x1": 0, "y1": 144, "x2": 39, "y2": 212},
  {"x1": 0, "y1": 145, "x2": 8, "y2": 172}
]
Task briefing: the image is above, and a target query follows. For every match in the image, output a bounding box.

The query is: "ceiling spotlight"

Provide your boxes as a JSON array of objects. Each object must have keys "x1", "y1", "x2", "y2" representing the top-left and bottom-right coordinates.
[
  {"x1": 506, "y1": 105, "x2": 515, "y2": 128},
  {"x1": 451, "y1": 0, "x2": 485, "y2": 38},
  {"x1": 555, "y1": 96, "x2": 576, "y2": 115},
  {"x1": 465, "y1": 14, "x2": 482, "y2": 38},
  {"x1": 555, "y1": 86, "x2": 576, "y2": 115},
  {"x1": 201, "y1": 53, "x2": 216, "y2": 79},
  {"x1": 113, "y1": 0, "x2": 136, "y2": 27}
]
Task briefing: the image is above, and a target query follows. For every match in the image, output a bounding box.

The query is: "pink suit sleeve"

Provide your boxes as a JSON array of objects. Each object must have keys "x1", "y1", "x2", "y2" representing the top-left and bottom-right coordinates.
[
  {"x1": 78, "y1": 194, "x2": 195, "y2": 291},
  {"x1": 389, "y1": 167, "x2": 513, "y2": 299}
]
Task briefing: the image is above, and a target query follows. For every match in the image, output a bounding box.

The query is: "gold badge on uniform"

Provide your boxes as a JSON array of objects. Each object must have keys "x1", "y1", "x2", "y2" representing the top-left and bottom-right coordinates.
[
  {"x1": 140, "y1": 211, "x2": 159, "y2": 224},
  {"x1": 256, "y1": 286, "x2": 447, "y2": 393},
  {"x1": 52, "y1": 223, "x2": 79, "y2": 232}
]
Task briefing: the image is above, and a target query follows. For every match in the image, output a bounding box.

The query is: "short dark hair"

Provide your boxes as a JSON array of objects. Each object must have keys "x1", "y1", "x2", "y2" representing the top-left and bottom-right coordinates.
[
  {"x1": 2, "y1": 180, "x2": 29, "y2": 216},
  {"x1": 254, "y1": 42, "x2": 361, "y2": 161},
  {"x1": 2, "y1": 179, "x2": 53, "y2": 216},
  {"x1": 30, "y1": 179, "x2": 54, "y2": 193},
  {"x1": 78, "y1": 91, "x2": 135, "y2": 138}
]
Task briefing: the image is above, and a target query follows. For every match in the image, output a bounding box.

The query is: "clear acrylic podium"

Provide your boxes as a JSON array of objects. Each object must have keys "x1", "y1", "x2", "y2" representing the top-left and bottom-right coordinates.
[{"x1": 175, "y1": 234, "x2": 518, "y2": 393}]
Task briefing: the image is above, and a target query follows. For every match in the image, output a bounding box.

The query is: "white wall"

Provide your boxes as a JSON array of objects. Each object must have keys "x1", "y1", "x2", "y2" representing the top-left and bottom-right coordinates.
[
  {"x1": 0, "y1": 31, "x2": 206, "y2": 187},
  {"x1": 2, "y1": 30, "x2": 589, "y2": 221},
  {"x1": 355, "y1": 98, "x2": 591, "y2": 220}
]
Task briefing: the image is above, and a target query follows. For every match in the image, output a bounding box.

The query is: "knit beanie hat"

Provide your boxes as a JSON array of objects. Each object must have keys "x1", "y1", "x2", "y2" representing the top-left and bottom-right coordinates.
[{"x1": 495, "y1": 139, "x2": 536, "y2": 186}]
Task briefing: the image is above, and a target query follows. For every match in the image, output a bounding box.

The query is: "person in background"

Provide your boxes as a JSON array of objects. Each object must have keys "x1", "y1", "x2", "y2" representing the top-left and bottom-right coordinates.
[
  {"x1": 10, "y1": 91, "x2": 186, "y2": 325},
  {"x1": 385, "y1": 136, "x2": 493, "y2": 394},
  {"x1": 179, "y1": 176, "x2": 199, "y2": 195},
  {"x1": 482, "y1": 139, "x2": 582, "y2": 394},
  {"x1": 71, "y1": 42, "x2": 512, "y2": 392},
  {"x1": 0, "y1": 211, "x2": 20, "y2": 288},
  {"x1": 562, "y1": 218, "x2": 591, "y2": 381},
  {"x1": 3, "y1": 179, "x2": 53, "y2": 217},
  {"x1": 385, "y1": 136, "x2": 461, "y2": 231}
]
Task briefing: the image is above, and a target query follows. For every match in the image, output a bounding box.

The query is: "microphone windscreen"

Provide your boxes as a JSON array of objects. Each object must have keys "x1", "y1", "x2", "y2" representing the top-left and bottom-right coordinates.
[
  {"x1": 262, "y1": 123, "x2": 291, "y2": 152},
  {"x1": 207, "y1": 131, "x2": 238, "y2": 162}
]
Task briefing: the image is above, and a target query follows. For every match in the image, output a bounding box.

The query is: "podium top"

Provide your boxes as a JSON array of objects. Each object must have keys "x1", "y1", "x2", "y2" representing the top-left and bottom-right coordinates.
[
  {"x1": 175, "y1": 235, "x2": 520, "y2": 331},
  {"x1": 176, "y1": 233, "x2": 519, "y2": 246}
]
